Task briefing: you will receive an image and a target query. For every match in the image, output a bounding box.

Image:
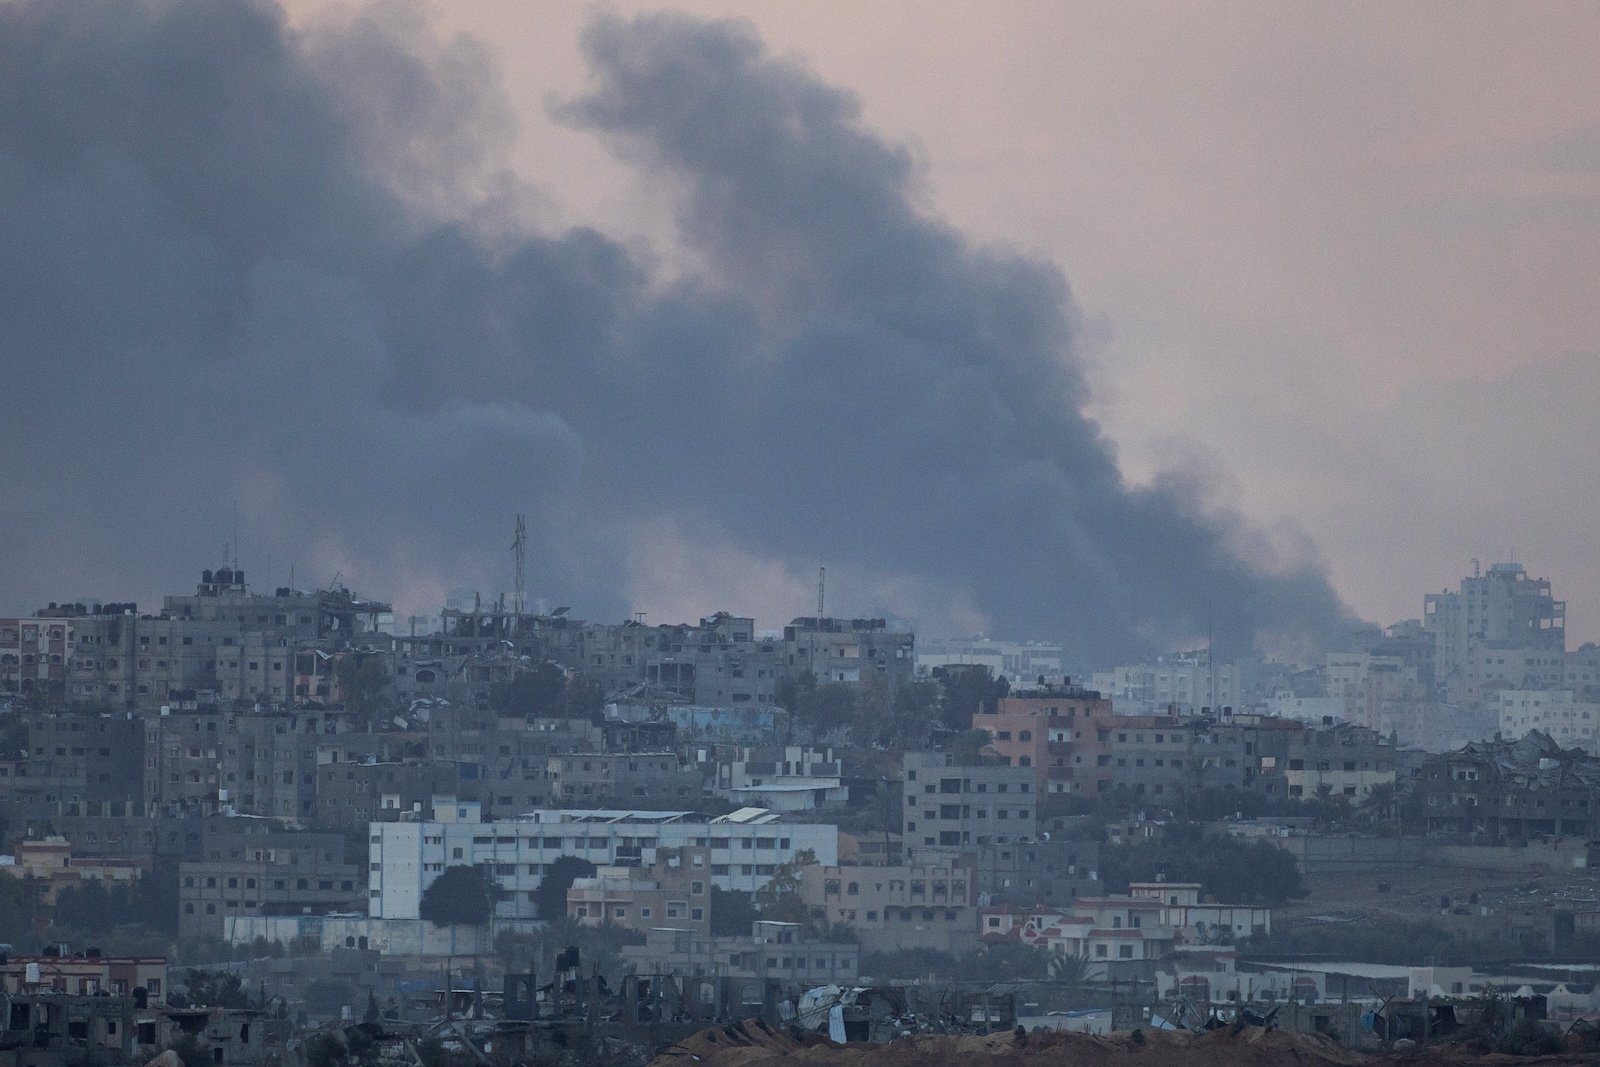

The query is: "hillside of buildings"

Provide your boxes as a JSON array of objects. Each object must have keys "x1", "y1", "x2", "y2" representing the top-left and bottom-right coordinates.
[{"x1": 1, "y1": 560, "x2": 1599, "y2": 1064}]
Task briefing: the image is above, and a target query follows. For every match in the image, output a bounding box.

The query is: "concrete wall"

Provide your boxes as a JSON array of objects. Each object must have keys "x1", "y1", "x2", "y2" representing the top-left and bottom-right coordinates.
[
  {"x1": 222, "y1": 915, "x2": 533, "y2": 955},
  {"x1": 1270, "y1": 834, "x2": 1589, "y2": 876}
]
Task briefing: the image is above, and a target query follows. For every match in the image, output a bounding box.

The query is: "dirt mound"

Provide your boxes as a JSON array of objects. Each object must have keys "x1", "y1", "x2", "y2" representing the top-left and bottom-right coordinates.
[{"x1": 650, "y1": 1022, "x2": 1371, "y2": 1067}]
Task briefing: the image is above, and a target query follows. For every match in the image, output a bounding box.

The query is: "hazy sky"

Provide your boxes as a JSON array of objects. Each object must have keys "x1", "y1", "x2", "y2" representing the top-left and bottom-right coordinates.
[
  {"x1": 5, "y1": 0, "x2": 1598, "y2": 657},
  {"x1": 361, "y1": 0, "x2": 1600, "y2": 640}
]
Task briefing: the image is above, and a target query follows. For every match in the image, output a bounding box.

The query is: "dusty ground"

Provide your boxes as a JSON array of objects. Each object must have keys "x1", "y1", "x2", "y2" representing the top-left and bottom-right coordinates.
[
  {"x1": 1274, "y1": 863, "x2": 1600, "y2": 929},
  {"x1": 647, "y1": 1020, "x2": 1598, "y2": 1067}
]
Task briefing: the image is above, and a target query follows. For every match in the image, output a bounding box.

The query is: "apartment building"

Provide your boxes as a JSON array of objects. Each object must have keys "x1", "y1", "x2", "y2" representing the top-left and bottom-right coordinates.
[
  {"x1": 0, "y1": 714, "x2": 149, "y2": 841},
  {"x1": 715, "y1": 745, "x2": 846, "y2": 811},
  {"x1": 179, "y1": 857, "x2": 366, "y2": 938},
  {"x1": 1262, "y1": 722, "x2": 1398, "y2": 802},
  {"x1": 916, "y1": 637, "x2": 1064, "y2": 687},
  {"x1": 0, "y1": 615, "x2": 75, "y2": 698},
  {"x1": 975, "y1": 681, "x2": 1114, "y2": 796},
  {"x1": 1416, "y1": 732, "x2": 1600, "y2": 839},
  {"x1": 1424, "y1": 562, "x2": 1566, "y2": 708},
  {"x1": 1091, "y1": 654, "x2": 1242, "y2": 717},
  {"x1": 547, "y1": 752, "x2": 704, "y2": 809},
  {"x1": 179, "y1": 820, "x2": 361, "y2": 938},
  {"x1": 1498, "y1": 689, "x2": 1599, "y2": 745},
  {"x1": 1096, "y1": 716, "x2": 1247, "y2": 797},
  {"x1": 910, "y1": 839, "x2": 1101, "y2": 907},
  {"x1": 901, "y1": 752, "x2": 1035, "y2": 848},
  {"x1": 783, "y1": 617, "x2": 914, "y2": 687},
  {"x1": 62, "y1": 569, "x2": 390, "y2": 711},
  {"x1": 315, "y1": 760, "x2": 447, "y2": 831},
  {"x1": 368, "y1": 805, "x2": 839, "y2": 920}
]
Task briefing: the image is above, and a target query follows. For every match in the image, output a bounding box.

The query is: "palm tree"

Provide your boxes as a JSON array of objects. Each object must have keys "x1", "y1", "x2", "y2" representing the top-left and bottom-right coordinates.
[{"x1": 1048, "y1": 952, "x2": 1090, "y2": 988}]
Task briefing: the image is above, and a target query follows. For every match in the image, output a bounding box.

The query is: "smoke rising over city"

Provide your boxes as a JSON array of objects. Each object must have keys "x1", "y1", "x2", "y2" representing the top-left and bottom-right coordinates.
[{"x1": 0, "y1": 0, "x2": 1360, "y2": 663}]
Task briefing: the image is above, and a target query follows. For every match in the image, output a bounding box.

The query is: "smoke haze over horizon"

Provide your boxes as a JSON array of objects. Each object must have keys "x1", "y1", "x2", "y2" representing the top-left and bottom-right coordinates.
[{"x1": 0, "y1": 0, "x2": 1367, "y2": 664}]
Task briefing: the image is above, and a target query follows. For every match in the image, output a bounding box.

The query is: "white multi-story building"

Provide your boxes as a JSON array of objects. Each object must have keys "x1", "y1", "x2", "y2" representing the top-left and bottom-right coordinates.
[
  {"x1": 1266, "y1": 695, "x2": 1348, "y2": 724},
  {"x1": 1498, "y1": 690, "x2": 1600, "y2": 744},
  {"x1": 368, "y1": 804, "x2": 838, "y2": 920},
  {"x1": 1424, "y1": 562, "x2": 1566, "y2": 708},
  {"x1": 1092, "y1": 654, "x2": 1242, "y2": 716},
  {"x1": 916, "y1": 637, "x2": 1064, "y2": 687}
]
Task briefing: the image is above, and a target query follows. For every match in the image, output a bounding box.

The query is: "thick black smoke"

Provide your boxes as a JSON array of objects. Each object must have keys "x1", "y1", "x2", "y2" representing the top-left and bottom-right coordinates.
[{"x1": 0, "y1": 1, "x2": 1360, "y2": 663}]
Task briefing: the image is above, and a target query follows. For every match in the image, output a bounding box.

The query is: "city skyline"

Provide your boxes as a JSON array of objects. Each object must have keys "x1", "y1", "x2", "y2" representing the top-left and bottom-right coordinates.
[{"x1": 6, "y1": 2, "x2": 1600, "y2": 657}]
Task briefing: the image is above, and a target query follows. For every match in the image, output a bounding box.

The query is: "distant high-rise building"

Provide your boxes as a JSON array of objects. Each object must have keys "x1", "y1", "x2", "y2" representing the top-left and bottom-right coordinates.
[{"x1": 1424, "y1": 562, "x2": 1565, "y2": 708}]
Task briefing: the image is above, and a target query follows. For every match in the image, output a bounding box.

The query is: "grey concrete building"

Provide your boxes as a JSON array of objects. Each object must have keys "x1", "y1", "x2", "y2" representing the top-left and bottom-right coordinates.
[{"x1": 901, "y1": 752, "x2": 1036, "y2": 849}]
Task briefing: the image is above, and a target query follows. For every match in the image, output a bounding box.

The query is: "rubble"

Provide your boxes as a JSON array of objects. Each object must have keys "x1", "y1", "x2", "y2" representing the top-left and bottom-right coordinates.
[
  {"x1": 645, "y1": 1017, "x2": 1600, "y2": 1067},
  {"x1": 649, "y1": 1021, "x2": 1378, "y2": 1067}
]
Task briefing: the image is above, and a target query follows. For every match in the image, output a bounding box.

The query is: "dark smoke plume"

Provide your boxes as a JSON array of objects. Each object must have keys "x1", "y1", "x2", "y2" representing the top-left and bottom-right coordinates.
[{"x1": 0, "y1": 1, "x2": 1361, "y2": 663}]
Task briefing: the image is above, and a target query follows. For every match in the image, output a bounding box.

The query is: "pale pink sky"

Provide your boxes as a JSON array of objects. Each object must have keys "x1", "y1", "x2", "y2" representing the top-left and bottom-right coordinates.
[{"x1": 290, "y1": 1, "x2": 1600, "y2": 641}]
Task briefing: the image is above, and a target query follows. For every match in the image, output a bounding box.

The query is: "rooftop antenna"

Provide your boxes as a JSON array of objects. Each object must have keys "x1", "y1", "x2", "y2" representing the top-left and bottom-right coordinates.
[
  {"x1": 513, "y1": 514, "x2": 527, "y2": 617},
  {"x1": 809, "y1": 564, "x2": 825, "y2": 676},
  {"x1": 1207, "y1": 599, "x2": 1214, "y2": 713}
]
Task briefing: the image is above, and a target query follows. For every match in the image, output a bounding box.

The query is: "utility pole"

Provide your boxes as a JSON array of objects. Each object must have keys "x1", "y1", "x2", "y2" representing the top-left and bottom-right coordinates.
[
  {"x1": 513, "y1": 514, "x2": 526, "y2": 624},
  {"x1": 811, "y1": 566, "x2": 825, "y2": 677}
]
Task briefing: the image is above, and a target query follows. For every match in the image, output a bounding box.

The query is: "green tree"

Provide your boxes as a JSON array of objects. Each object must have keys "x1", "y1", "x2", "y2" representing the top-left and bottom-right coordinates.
[
  {"x1": 852, "y1": 670, "x2": 894, "y2": 742},
  {"x1": 970, "y1": 940, "x2": 1049, "y2": 981},
  {"x1": 492, "y1": 664, "x2": 606, "y2": 723},
  {"x1": 333, "y1": 654, "x2": 391, "y2": 725},
  {"x1": 183, "y1": 969, "x2": 251, "y2": 1008},
  {"x1": 0, "y1": 714, "x2": 28, "y2": 759},
  {"x1": 796, "y1": 684, "x2": 856, "y2": 742},
  {"x1": 135, "y1": 859, "x2": 181, "y2": 936},
  {"x1": 418, "y1": 865, "x2": 494, "y2": 927},
  {"x1": 890, "y1": 681, "x2": 940, "y2": 745},
  {"x1": 933, "y1": 665, "x2": 1009, "y2": 730},
  {"x1": 755, "y1": 849, "x2": 816, "y2": 925},
  {"x1": 946, "y1": 728, "x2": 995, "y2": 766},
  {"x1": 1049, "y1": 952, "x2": 1090, "y2": 987},
  {"x1": 557, "y1": 676, "x2": 606, "y2": 723},
  {"x1": 1099, "y1": 824, "x2": 1305, "y2": 905},
  {"x1": 0, "y1": 870, "x2": 40, "y2": 948},
  {"x1": 301, "y1": 978, "x2": 356, "y2": 1018},
  {"x1": 532, "y1": 855, "x2": 596, "y2": 921},
  {"x1": 710, "y1": 887, "x2": 760, "y2": 936}
]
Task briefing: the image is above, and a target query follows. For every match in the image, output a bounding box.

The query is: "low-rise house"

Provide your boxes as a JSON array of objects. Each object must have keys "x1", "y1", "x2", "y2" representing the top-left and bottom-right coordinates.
[
  {"x1": 910, "y1": 838, "x2": 1100, "y2": 906},
  {"x1": 980, "y1": 900, "x2": 1173, "y2": 980},
  {"x1": 0, "y1": 836, "x2": 146, "y2": 904},
  {"x1": 0, "y1": 953, "x2": 166, "y2": 998},
  {"x1": 1129, "y1": 881, "x2": 1272, "y2": 939},
  {"x1": 837, "y1": 831, "x2": 902, "y2": 866},
  {"x1": 566, "y1": 846, "x2": 712, "y2": 937},
  {"x1": 716, "y1": 746, "x2": 847, "y2": 811},
  {"x1": 799, "y1": 860, "x2": 979, "y2": 954},
  {"x1": 621, "y1": 920, "x2": 858, "y2": 986}
]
